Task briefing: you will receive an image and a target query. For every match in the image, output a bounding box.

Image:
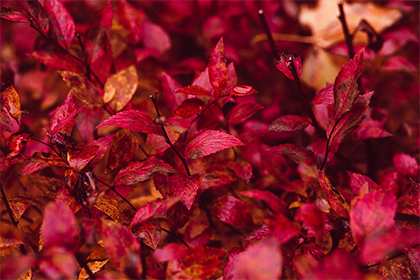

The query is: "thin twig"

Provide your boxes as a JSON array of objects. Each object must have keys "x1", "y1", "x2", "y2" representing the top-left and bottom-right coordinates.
[
  {"x1": 96, "y1": 178, "x2": 137, "y2": 212},
  {"x1": 258, "y1": 10, "x2": 279, "y2": 60},
  {"x1": 161, "y1": 227, "x2": 190, "y2": 248},
  {"x1": 337, "y1": 2, "x2": 355, "y2": 59},
  {"x1": 30, "y1": 137, "x2": 60, "y2": 157}
]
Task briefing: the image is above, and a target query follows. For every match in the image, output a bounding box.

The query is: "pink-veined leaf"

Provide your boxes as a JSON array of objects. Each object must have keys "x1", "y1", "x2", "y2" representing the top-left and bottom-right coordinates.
[
  {"x1": 115, "y1": 157, "x2": 176, "y2": 187},
  {"x1": 41, "y1": 201, "x2": 79, "y2": 251},
  {"x1": 393, "y1": 153, "x2": 419, "y2": 178},
  {"x1": 244, "y1": 223, "x2": 269, "y2": 242},
  {"x1": 28, "y1": 50, "x2": 85, "y2": 73},
  {"x1": 1, "y1": 86, "x2": 22, "y2": 119},
  {"x1": 130, "y1": 197, "x2": 181, "y2": 227},
  {"x1": 99, "y1": 219, "x2": 142, "y2": 278},
  {"x1": 225, "y1": 237, "x2": 281, "y2": 280},
  {"x1": 116, "y1": 0, "x2": 144, "y2": 44},
  {"x1": 267, "y1": 144, "x2": 315, "y2": 166},
  {"x1": 89, "y1": 135, "x2": 114, "y2": 167},
  {"x1": 241, "y1": 189, "x2": 287, "y2": 215},
  {"x1": 185, "y1": 130, "x2": 244, "y2": 160},
  {"x1": 227, "y1": 103, "x2": 263, "y2": 125},
  {"x1": 133, "y1": 219, "x2": 162, "y2": 250},
  {"x1": 18, "y1": 0, "x2": 49, "y2": 35},
  {"x1": 209, "y1": 37, "x2": 228, "y2": 97},
  {"x1": 173, "y1": 98, "x2": 206, "y2": 118},
  {"x1": 44, "y1": 0, "x2": 75, "y2": 49},
  {"x1": 209, "y1": 195, "x2": 253, "y2": 227},
  {"x1": 105, "y1": 129, "x2": 138, "y2": 173},
  {"x1": 143, "y1": 20, "x2": 171, "y2": 56},
  {"x1": 312, "y1": 83, "x2": 334, "y2": 105},
  {"x1": 350, "y1": 189, "x2": 397, "y2": 246},
  {"x1": 96, "y1": 110, "x2": 163, "y2": 136},
  {"x1": 347, "y1": 171, "x2": 378, "y2": 196},
  {"x1": 333, "y1": 48, "x2": 365, "y2": 117},
  {"x1": 67, "y1": 144, "x2": 99, "y2": 171},
  {"x1": 295, "y1": 203, "x2": 325, "y2": 241},
  {"x1": 268, "y1": 115, "x2": 312, "y2": 132},
  {"x1": 0, "y1": 7, "x2": 29, "y2": 23},
  {"x1": 318, "y1": 170, "x2": 350, "y2": 219},
  {"x1": 227, "y1": 85, "x2": 258, "y2": 97},
  {"x1": 175, "y1": 85, "x2": 212, "y2": 97},
  {"x1": 22, "y1": 152, "x2": 68, "y2": 175},
  {"x1": 276, "y1": 53, "x2": 302, "y2": 81}
]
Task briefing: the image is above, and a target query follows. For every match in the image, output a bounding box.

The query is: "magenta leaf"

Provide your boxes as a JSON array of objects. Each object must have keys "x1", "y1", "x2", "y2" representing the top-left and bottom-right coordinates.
[
  {"x1": 209, "y1": 37, "x2": 228, "y2": 97},
  {"x1": 209, "y1": 195, "x2": 253, "y2": 227},
  {"x1": 133, "y1": 219, "x2": 162, "y2": 250},
  {"x1": 100, "y1": 219, "x2": 142, "y2": 278},
  {"x1": 130, "y1": 197, "x2": 181, "y2": 227},
  {"x1": 96, "y1": 110, "x2": 163, "y2": 136},
  {"x1": 268, "y1": 213, "x2": 300, "y2": 244},
  {"x1": 161, "y1": 72, "x2": 183, "y2": 112},
  {"x1": 295, "y1": 203, "x2": 325, "y2": 241},
  {"x1": 267, "y1": 144, "x2": 315, "y2": 166},
  {"x1": 185, "y1": 130, "x2": 244, "y2": 160},
  {"x1": 22, "y1": 152, "x2": 68, "y2": 175},
  {"x1": 350, "y1": 190, "x2": 397, "y2": 246},
  {"x1": 275, "y1": 53, "x2": 302, "y2": 80},
  {"x1": 116, "y1": 0, "x2": 144, "y2": 44},
  {"x1": 175, "y1": 85, "x2": 212, "y2": 97},
  {"x1": 333, "y1": 48, "x2": 365, "y2": 117},
  {"x1": 347, "y1": 171, "x2": 378, "y2": 196},
  {"x1": 143, "y1": 20, "x2": 171, "y2": 56},
  {"x1": 227, "y1": 102, "x2": 263, "y2": 125},
  {"x1": 153, "y1": 243, "x2": 188, "y2": 263},
  {"x1": 41, "y1": 201, "x2": 79, "y2": 251},
  {"x1": 318, "y1": 170, "x2": 350, "y2": 219},
  {"x1": 268, "y1": 115, "x2": 312, "y2": 132},
  {"x1": 227, "y1": 85, "x2": 258, "y2": 97},
  {"x1": 173, "y1": 98, "x2": 206, "y2": 118},
  {"x1": 225, "y1": 237, "x2": 281, "y2": 279},
  {"x1": 312, "y1": 83, "x2": 334, "y2": 105},
  {"x1": 89, "y1": 135, "x2": 114, "y2": 167},
  {"x1": 38, "y1": 247, "x2": 78, "y2": 279},
  {"x1": 0, "y1": 7, "x2": 29, "y2": 23},
  {"x1": 18, "y1": 0, "x2": 49, "y2": 35},
  {"x1": 67, "y1": 144, "x2": 99, "y2": 171},
  {"x1": 114, "y1": 157, "x2": 176, "y2": 187},
  {"x1": 44, "y1": 0, "x2": 75, "y2": 49},
  {"x1": 28, "y1": 50, "x2": 85, "y2": 73},
  {"x1": 241, "y1": 189, "x2": 287, "y2": 215},
  {"x1": 393, "y1": 153, "x2": 419, "y2": 178}
]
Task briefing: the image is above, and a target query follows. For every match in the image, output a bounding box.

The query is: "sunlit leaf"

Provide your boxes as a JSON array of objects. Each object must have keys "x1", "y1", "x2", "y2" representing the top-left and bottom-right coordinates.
[{"x1": 44, "y1": 0, "x2": 75, "y2": 49}]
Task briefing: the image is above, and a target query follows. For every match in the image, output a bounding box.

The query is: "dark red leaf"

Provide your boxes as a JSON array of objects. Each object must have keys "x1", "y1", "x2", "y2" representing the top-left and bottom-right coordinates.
[
  {"x1": 130, "y1": 197, "x2": 181, "y2": 227},
  {"x1": 41, "y1": 201, "x2": 79, "y2": 251},
  {"x1": 175, "y1": 85, "x2": 212, "y2": 97},
  {"x1": 268, "y1": 213, "x2": 300, "y2": 244},
  {"x1": 22, "y1": 152, "x2": 68, "y2": 175},
  {"x1": 0, "y1": 7, "x2": 29, "y2": 23},
  {"x1": 267, "y1": 144, "x2": 315, "y2": 166},
  {"x1": 18, "y1": 0, "x2": 49, "y2": 35},
  {"x1": 133, "y1": 219, "x2": 162, "y2": 250},
  {"x1": 225, "y1": 237, "x2": 281, "y2": 280},
  {"x1": 100, "y1": 219, "x2": 142, "y2": 278},
  {"x1": 241, "y1": 190, "x2": 287, "y2": 215},
  {"x1": 347, "y1": 171, "x2": 378, "y2": 196},
  {"x1": 350, "y1": 189, "x2": 397, "y2": 246},
  {"x1": 209, "y1": 37, "x2": 228, "y2": 97},
  {"x1": 227, "y1": 102, "x2": 263, "y2": 125},
  {"x1": 161, "y1": 72, "x2": 184, "y2": 113},
  {"x1": 244, "y1": 223, "x2": 269, "y2": 242},
  {"x1": 227, "y1": 85, "x2": 258, "y2": 97},
  {"x1": 0, "y1": 255, "x2": 35, "y2": 279},
  {"x1": 96, "y1": 110, "x2": 163, "y2": 136},
  {"x1": 6, "y1": 133, "x2": 29, "y2": 159},
  {"x1": 105, "y1": 129, "x2": 138, "y2": 173},
  {"x1": 311, "y1": 83, "x2": 334, "y2": 105},
  {"x1": 173, "y1": 98, "x2": 206, "y2": 118},
  {"x1": 393, "y1": 153, "x2": 419, "y2": 178},
  {"x1": 1, "y1": 86, "x2": 22, "y2": 119},
  {"x1": 0, "y1": 110, "x2": 14, "y2": 133},
  {"x1": 275, "y1": 53, "x2": 302, "y2": 80},
  {"x1": 44, "y1": 0, "x2": 75, "y2": 49},
  {"x1": 295, "y1": 203, "x2": 325, "y2": 241},
  {"x1": 318, "y1": 170, "x2": 350, "y2": 219},
  {"x1": 209, "y1": 195, "x2": 253, "y2": 227},
  {"x1": 333, "y1": 48, "x2": 365, "y2": 117},
  {"x1": 228, "y1": 159, "x2": 253, "y2": 183},
  {"x1": 153, "y1": 243, "x2": 188, "y2": 263},
  {"x1": 116, "y1": 0, "x2": 145, "y2": 44},
  {"x1": 28, "y1": 50, "x2": 85, "y2": 73},
  {"x1": 67, "y1": 144, "x2": 99, "y2": 171},
  {"x1": 268, "y1": 115, "x2": 312, "y2": 132},
  {"x1": 115, "y1": 157, "x2": 176, "y2": 187},
  {"x1": 89, "y1": 135, "x2": 114, "y2": 167},
  {"x1": 185, "y1": 130, "x2": 244, "y2": 160}
]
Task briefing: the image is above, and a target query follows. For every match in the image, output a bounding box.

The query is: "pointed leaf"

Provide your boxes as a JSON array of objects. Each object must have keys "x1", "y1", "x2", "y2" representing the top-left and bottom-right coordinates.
[
  {"x1": 143, "y1": 20, "x2": 171, "y2": 55},
  {"x1": 133, "y1": 219, "x2": 161, "y2": 250},
  {"x1": 67, "y1": 144, "x2": 99, "y2": 171},
  {"x1": 130, "y1": 197, "x2": 181, "y2": 227},
  {"x1": 116, "y1": 0, "x2": 144, "y2": 44},
  {"x1": 28, "y1": 50, "x2": 85, "y2": 73},
  {"x1": 0, "y1": 7, "x2": 29, "y2": 23},
  {"x1": 161, "y1": 72, "x2": 184, "y2": 112},
  {"x1": 22, "y1": 152, "x2": 68, "y2": 175},
  {"x1": 185, "y1": 130, "x2": 244, "y2": 160},
  {"x1": 175, "y1": 85, "x2": 212, "y2": 97},
  {"x1": 1, "y1": 86, "x2": 22, "y2": 119},
  {"x1": 227, "y1": 85, "x2": 258, "y2": 97},
  {"x1": 105, "y1": 129, "x2": 138, "y2": 173},
  {"x1": 209, "y1": 195, "x2": 253, "y2": 226},
  {"x1": 333, "y1": 48, "x2": 365, "y2": 117},
  {"x1": 268, "y1": 213, "x2": 301, "y2": 244},
  {"x1": 347, "y1": 171, "x2": 378, "y2": 196},
  {"x1": 173, "y1": 98, "x2": 205, "y2": 118},
  {"x1": 241, "y1": 190, "x2": 287, "y2": 215},
  {"x1": 44, "y1": 0, "x2": 75, "y2": 49},
  {"x1": 268, "y1": 115, "x2": 312, "y2": 132},
  {"x1": 276, "y1": 53, "x2": 302, "y2": 80},
  {"x1": 103, "y1": 65, "x2": 138, "y2": 112},
  {"x1": 42, "y1": 201, "x2": 79, "y2": 251},
  {"x1": 18, "y1": 0, "x2": 49, "y2": 35},
  {"x1": 89, "y1": 135, "x2": 114, "y2": 167},
  {"x1": 267, "y1": 144, "x2": 315, "y2": 166},
  {"x1": 115, "y1": 157, "x2": 176, "y2": 187},
  {"x1": 295, "y1": 203, "x2": 325, "y2": 241},
  {"x1": 393, "y1": 153, "x2": 419, "y2": 178},
  {"x1": 209, "y1": 37, "x2": 228, "y2": 96},
  {"x1": 227, "y1": 103, "x2": 263, "y2": 125},
  {"x1": 58, "y1": 71, "x2": 103, "y2": 106},
  {"x1": 318, "y1": 170, "x2": 350, "y2": 218},
  {"x1": 312, "y1": 83, "x2": 334, "y2": 105},
  {"x1": 96, "y1": 110, "x2": 163, "y2": 136}
]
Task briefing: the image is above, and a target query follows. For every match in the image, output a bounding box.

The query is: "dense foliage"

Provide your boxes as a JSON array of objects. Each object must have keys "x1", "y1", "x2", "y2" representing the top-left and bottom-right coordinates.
[{"x1": 1, "y1": 0, "x2": 419, "y2": 279}]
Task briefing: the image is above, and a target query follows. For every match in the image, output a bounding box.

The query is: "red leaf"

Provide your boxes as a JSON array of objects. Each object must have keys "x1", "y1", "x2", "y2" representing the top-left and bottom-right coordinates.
[
  {"x1": 153, "y1": 243, "x2": 187, "y2": 263},
  {"x1": 115, "y1": 157, "x2": 176, "y2": 187},
  {"x1": 105, "y1": 129, "x2": 138, "y2": 173},
  {"x1": 6, "y1": 133, "x2": 30, "y2": 159},
  {"x1": 1, "y1": 86, "x2": 22, "y2": 119},
  {"x1": 209, "y1": 195, "x2": 253, "y2": 227},
  {"x1": 44, "y1": 0, "x2": 75, "y2": 49},
  {"x1": 209, "y1": 37, "x2": 228, "y2": 97},
  {"x1": 143, "y1": 20, "x2": 171, "y2": 56},
  {"x1": 333, "y1": 48, "x2": 365, "y2": 117},
  {"x1": 0, "y1": 110, "x2": 14, "y2": 133},
  {"x1": 96, "y1": 110, "x2": 163, "y2": 136},
  {"x1": 347, "y1": 171, "x2": 378, "y2": 196},
  {"x1": 130, "y1": 197, "x2": 181, "y2": 227},
  {"x1": 225, "y1": 237, "x2": 281, "y2": 280},
  {"x1": 28, "y1": 50, "x2": 85, "y2": 73},
  {"x1": 311, "y1": 83, "x2": 334, "y2": 105},
  {"x1": 227, "y1": 103, "x2": 263, "y2": 125},
  {"x1": 39, "y1": 247, "x2": 78, "y2": 279},
  {"x1": 133, "y1": 219, "x2": 162, "y2": 250},
  {"x1": 318, "y1": 170, "x2": 350, "y2": 219},
  {"x1": 268, "y1": 115, "x2": 312, "y2": 132},
  {"x1": 268, "y1": 213, "x2": 300, "y2": 244},
  {"x1": 229, "y1": 159, "x2": 253, "y2": 183},
  {"x1": 41, "y1": 201, "x2": 79, "y2": 251},
  {"x1": 393, "y1": 153, "x2": 419, "y2": 178},
  {"x1": 0, "y1": 7, "x2": 29, "y2": 23},
  {"x1": 185, "y1": 130, "x2": 244, "y2": 160},
  {"x1": 89, "y1": 135, "x2": 114, "y2": 167},
  {"x1": 116, "y1": 0, "x2": 144, "y2": 44},
  {"x1": 0, "y1": 255, "x2": 35, "y2": 280},
  {"x1": 295, "y1": 203, "x2": 325, "y2": 241},
  {"x1": 175, "y1": 85, "x2": 212, "y2": 97},
  {"x1": 227, "y1": 85, "x2": 258, "y2": 97},
  {"x1": 18, "y1": 0, "x2": 49, "y2": 35},
  {"x1": 383, "y1": 56, "x2": 417, "y2": 72},
  {"x1": 161, "y1": 72, "x2": 184, "y2": 113},
  {"x1": 267, "y1": 144, "x2": 315, "y2": 166},
  {"x1": 22, "y1": 152, "x2": 68, "y2": 175},
  {"x1": 100, "y1": 219, "x2": 142, "y2": 278},
  {"x1": 350, "y1": 190, "x2": 397, "y2": 246},
  {"x1": 173, "y1": 98, "x2": 205, "y2": 118},
  {"x1": 241, "y1": 190, "x2": 287, "y2": 215},
  {"x1": 275, "y1": 53, "x2": 302, "y2": 80},
  {"x1": 67, "y1": 144, "x2": 99, "y2": 171},
  {"x1": 59, "y1": 71, "x2": 103, "y2": 106}
]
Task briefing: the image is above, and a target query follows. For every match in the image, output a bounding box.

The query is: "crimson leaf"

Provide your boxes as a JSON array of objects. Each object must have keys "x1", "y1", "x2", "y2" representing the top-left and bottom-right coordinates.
[
  {"x1": 318, "y1": 170, "x2": 349, "y2": 219},
  {"x1": 28, "y1": 50, "x2": 85, "y2": 73},
  {"x1": 209, "y1": 37, "x2": 228, "y2": 97},
  {"x1": 0, "y1": 7, "x2": 29, "y2": 23},
  {"x1": 275, "y1": 53, "x2": 302, "y2": 81},
  {"x1": 44, "y1": 0, "x2": 75, "y2": 49},
  {"x1": 130, "y1": 197, "x2": 181, "y2": 227},
  {"x1": 267, "y1": 144, "x2": 315, "y2": 166},
  {"x1": 227, "y1": 85, "x2": 258, "y2": 97},
  {"x1": 268, "y1": 115, "x2": 312, "y2": 132},
  {"x1": 393, "y1": 153, "x2": 419, "y2": 178},
  {"x1": 209, "y1": 195, "x2": 253, "y2": 227},
  {"x1": 227, "y1": 103, "x2": 263, "y2": 125}
]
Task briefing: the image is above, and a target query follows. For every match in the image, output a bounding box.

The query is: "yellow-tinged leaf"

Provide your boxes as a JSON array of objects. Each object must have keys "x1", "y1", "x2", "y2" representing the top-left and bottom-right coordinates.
[
  {"x1": 1, "y1": 86, "x2": 22, "y2": 118},
  {"x1": 103, "y1": 65, "x2": 138, "y2": 112},
  {"x1": 58, "y1": 71, "x2": 103, "y2": 106}
]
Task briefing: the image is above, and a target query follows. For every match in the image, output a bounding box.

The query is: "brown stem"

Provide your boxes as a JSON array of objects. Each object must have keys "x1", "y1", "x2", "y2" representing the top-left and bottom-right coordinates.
[
  {"x1": 161, "y1": 227, "x2": 190, "y2": 248},
  {"x1": 258, "y1": 10, "x2": 279, "y2": 60},
  {"x1": 96, "y1": 178, "x2": 137, "y2": 212},
  {"x1": 337, "y1": 2, "x2": 355, "y2": 59}
]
